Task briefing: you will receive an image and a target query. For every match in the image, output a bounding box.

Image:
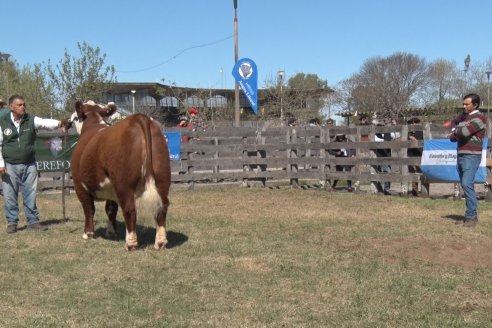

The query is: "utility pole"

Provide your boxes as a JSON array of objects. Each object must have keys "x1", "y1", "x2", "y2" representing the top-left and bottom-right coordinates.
[
  {"x1": 278, "y1": 70, "x2": 285, "y2": 125},
  {"x1": 463, "y1": 54, "x2": 471, "y2": 97},
  {"x1": 486, "y1": 70, "x2": 491, "y2": 119},
  {"x1": 0, "y1": 52, "x2": 12, "y2": 97},
  {"x1": 233, "y1": 0, "x2": 240, "y2": 127}
]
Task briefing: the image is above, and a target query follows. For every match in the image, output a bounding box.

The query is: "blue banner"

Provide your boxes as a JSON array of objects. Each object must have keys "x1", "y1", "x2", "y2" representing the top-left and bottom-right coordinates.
[
  {"x1": 421, "y1": 138, "x2": 488, "y2": 183},
  {"x1": 164, "y1": 131, "x2": 181, "y2": 161},
  {"x1": 232, "y1": 58, "x2": 258, "y2": 113}
]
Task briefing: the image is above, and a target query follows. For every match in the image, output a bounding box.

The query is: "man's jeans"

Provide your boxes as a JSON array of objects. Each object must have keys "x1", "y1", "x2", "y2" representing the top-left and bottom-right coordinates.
[
  {"x1": 457, "y1": 154, "x2": 482, "y2": 219},
  {"x1": 2, "y1": 162, "x2": 39, "y2": 225}
]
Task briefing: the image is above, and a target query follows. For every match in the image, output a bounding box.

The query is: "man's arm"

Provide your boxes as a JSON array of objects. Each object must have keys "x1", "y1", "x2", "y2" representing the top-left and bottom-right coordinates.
[{"x1": 34, "y1": 117, "x2": 61, "y2": 130}]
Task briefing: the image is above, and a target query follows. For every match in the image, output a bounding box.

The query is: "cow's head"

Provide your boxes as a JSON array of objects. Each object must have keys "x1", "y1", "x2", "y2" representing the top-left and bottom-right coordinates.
[{"x1": 71, "y1": 100, "x2": 117, "y2": 134}]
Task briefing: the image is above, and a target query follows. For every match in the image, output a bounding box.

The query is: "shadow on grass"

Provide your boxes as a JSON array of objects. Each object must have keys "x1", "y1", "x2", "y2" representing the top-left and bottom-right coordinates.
[
  {"x1": 94, "y1": 221, "x2": 188, "y2": 249},
  {"x1": 39, "y1": 217, "x2": 188, "y2": 249},
  {"x1": 442, "y1": 214, "x2": 464, "y2": 223}
]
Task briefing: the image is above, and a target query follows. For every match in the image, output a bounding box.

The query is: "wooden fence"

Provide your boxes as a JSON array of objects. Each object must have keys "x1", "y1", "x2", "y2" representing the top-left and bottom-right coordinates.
[{"x1": 37, "y1": 123, "x2": 491, "y2": 197}]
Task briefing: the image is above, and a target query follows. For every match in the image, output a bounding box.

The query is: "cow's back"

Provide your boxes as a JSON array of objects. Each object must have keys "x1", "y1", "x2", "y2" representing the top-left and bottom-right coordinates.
[{"x1": 71, "y1": 114, "x2": 170, "y2": 202}]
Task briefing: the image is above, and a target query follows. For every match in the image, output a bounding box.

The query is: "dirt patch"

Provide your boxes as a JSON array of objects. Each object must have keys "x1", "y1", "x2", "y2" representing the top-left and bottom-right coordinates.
[{"x1": 373, "y1": 236, "x2": 492, "y2": 270}]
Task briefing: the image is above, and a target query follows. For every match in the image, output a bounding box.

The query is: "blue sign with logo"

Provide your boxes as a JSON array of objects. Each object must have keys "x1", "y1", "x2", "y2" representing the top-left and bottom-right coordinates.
[
  {"x1": 421, "y1": 138, "x2": 488, "y2": 182},
  {"x1": 232, "y1": 58, "x2": 258, "y2": 113},
  {"x1": 164, "y1": 131, "x2": 181, "y2": 161}
]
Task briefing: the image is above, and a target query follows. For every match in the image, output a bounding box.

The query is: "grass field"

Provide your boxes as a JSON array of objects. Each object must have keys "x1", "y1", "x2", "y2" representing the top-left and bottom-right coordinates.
[{"x1": 0, "y1": 186, "x2": 491, "y2": 327}]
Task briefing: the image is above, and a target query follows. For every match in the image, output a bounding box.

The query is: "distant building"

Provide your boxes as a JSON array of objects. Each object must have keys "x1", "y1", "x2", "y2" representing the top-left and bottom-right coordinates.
[{"x1": 103, "y1": 82, "x2": 333, "y2": 126}]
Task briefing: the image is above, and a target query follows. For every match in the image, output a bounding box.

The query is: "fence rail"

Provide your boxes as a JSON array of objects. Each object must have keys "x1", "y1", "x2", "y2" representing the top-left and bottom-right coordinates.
[{"x1": 36, "y1": 123, "x2": 490, "y2": 197}]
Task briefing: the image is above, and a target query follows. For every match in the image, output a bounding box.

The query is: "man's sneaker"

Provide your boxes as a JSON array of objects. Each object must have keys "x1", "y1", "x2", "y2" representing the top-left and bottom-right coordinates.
[
  {"x1": 26, "y1": 223, "x2": 48, "y2": 231},
  {"x1": 463, "y1": 218, "x2": 478, "y2": 228},
  {"x1": 6, "y1": 224, "x2": 17, "y2": 234}
]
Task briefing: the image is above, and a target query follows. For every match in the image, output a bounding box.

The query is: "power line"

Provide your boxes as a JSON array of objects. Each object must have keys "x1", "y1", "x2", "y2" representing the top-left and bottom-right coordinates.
[{"x1": 117, "y1": 35, "x2": 233, "y2": 74}]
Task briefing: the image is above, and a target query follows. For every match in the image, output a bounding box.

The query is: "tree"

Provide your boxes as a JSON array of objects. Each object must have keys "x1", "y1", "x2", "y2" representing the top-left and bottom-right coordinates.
[
  {"x1": 45, "y1": 42, "x2": 116, "y2": 114},
  {"x1": 337, "y1": 52, "x2": 430, "y2": 119},
  {"x1": 428, "y1": 58, "x2": 459, "y2": 104},
  {"x1": 0, "y1": 59, "x2": 55, "y2": 117},
  {"x1": 287, "y1": 73, "x2": 329, "y2": 121},
  {"x1": 262, "y1": 72, "x2": 330, "y2": 123}
]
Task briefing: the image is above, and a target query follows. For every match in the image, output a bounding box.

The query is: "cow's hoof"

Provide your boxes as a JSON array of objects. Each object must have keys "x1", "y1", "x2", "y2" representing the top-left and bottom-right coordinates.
[
  {"x1": 154, "y1": 239, "x2": 168, "y2": 250},
  {"x1": 126, "y1": 244, "x2": 138, "y2": 251},
  {"x1": 82, "y1": 232, "x2": 94, "y2": 240}
]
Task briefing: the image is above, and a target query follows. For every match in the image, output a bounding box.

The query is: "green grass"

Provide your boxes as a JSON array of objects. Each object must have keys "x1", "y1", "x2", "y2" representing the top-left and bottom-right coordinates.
[{"x1": 0, "y1": 187, "x2": 491, "y2": 327}]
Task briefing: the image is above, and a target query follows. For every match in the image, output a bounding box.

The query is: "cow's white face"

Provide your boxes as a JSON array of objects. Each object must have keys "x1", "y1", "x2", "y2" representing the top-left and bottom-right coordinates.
[
  {"x1": 70, "y1": 112, "x2": 84, "y2": 135},
  {"x1": 71, "y1": 101, "x2": 117, "y2": 135},
  {"x1": 70, "y1": 111, "x2": 109, "y2": 135}
]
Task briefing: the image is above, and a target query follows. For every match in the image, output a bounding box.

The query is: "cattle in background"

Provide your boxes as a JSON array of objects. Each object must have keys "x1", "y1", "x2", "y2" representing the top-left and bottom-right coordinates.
[{"x1": 69, "y1": 101, "x2": 171, "y2": 250}]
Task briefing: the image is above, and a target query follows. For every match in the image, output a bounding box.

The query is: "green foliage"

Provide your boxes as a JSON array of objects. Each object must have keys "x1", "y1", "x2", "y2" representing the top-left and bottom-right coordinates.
[
  {"x1": 286, "y1": 73, "x2": 330, "y2": 121},
  {"x1": 1, "y1": 42, "x2": 115, "y2": 118},
  {"x1": 287, "y1": 72, "x2": 328, "y2": 91},
  {"x1": 262, "y1": 72, "x2": 331, "y2": 122},
  {"x1": 0, "y1": 61, "x2": 55, "y2": 117},
  {"x1": 45, "y1": 41, "x2": 116, "y2": 114}
]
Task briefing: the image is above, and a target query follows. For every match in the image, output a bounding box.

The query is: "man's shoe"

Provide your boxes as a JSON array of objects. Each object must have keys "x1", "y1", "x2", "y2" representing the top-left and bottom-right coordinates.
[
  {"x1": 26, "y1": 223, "x2": 48, "y2": 231},
  {"x1": 463, "y1": 218, "x2": 478, "y2": 228},
  {"x1": 6, "y1": 224, "x2": 17, "y2": 234}
]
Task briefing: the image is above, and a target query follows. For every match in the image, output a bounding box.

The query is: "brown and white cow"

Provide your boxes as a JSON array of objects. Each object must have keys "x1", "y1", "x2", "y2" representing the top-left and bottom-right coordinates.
[{"x1": 69, "y1": 101, "x2": 171, "y2": 250}]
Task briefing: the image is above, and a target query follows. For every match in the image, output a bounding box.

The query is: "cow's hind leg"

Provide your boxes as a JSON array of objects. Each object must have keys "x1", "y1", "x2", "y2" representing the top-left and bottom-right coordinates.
[
  {"x1": 105, "y1": 200, "x2": 118, "y2": 239},
  {"x1": 153, "y1": 184, "x2": 170, "y2": 250},
  {"x1": 154, "y1": 208, "x2": 168, "y2": 250},
  {"x1": 150, "y1": 135, "x2": 171, "y2": 250},
  {"x1": 77, "y1": 191, "x2": 96, "y2": 240},
  {"x1": 118, "y1": 196, "x2": 138, "y2": 251}
]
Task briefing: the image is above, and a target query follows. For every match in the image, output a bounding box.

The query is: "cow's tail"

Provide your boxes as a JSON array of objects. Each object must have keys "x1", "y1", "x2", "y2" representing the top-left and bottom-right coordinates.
[{"x1": 136, "y1": 116, "x2": 163, "y2": 222}]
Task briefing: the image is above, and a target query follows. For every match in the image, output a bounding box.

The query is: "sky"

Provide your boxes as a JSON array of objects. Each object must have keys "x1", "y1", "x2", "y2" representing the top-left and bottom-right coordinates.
[{"x1": 2, "y1": 0, "x2": 492, "y2": 91}]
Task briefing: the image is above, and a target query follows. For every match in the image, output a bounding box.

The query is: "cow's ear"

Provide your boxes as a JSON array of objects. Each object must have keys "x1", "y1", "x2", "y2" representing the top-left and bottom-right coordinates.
[
  {"x1": 106, "y1": 102, "x2": 117, "y2": 116},
  {"x1": 75, "y1": 101, "x2": 85, "y2": 120}
]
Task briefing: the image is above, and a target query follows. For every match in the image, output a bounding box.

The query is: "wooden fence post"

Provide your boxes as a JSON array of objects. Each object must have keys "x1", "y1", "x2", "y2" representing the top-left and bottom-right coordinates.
[
  {"x1": 319, "y1": 128, "x2": 328, "y2": 189},
  {"x1": 242, "y1": 134, "x2": 249, "y2": 187},
  {"x1": 420, "y1": 123, "x2": 433, "y2": 197},
  {"x1": 187, "y1": 139, "x2": 195, "y2": 190},
  {"x1": 214, "y1": 136, "x2": 219, "y2": 183},
  {"x1": 287, "y1": 128, "x2": 299, "y2": 188},
  {"x1": 257, "y1": 128, "x2": 267, "y2": 187},
  {"x1": 399, "y1": 124, "x2": 409, "y2": 196},
  {"x1": 368, "y1": 125, "x2": 380, "y2": 193}
]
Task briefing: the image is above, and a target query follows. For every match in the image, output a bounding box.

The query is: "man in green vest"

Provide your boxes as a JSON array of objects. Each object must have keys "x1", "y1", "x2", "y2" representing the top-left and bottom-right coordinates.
[{"x1": 0, "y1": 95, "x2": 67, "y2": 233}]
